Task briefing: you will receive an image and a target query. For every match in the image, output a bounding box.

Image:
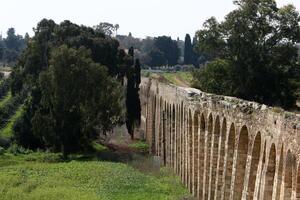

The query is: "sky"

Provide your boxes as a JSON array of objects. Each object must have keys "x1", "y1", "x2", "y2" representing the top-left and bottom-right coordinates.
[{"x1": 0, "y1": 0, "x2": 300, "y2": 40}]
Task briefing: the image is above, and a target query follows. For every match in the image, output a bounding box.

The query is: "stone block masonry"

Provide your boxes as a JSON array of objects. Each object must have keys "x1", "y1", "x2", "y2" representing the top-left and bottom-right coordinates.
[{"x1": 140, "y1": 77, "x2": 300, "y2": 200}]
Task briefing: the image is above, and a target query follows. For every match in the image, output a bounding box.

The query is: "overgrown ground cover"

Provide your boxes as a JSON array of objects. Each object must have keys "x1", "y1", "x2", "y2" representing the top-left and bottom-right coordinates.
[
  {"x1": 0, "y1": 104, "x2": 23, "y2": 138},
  {"x1": 142, "y1": 71, "x2": 193, "y2": 87},
  {"x1": 0, "y1": 152, "x2": 190, "y2": 200}
]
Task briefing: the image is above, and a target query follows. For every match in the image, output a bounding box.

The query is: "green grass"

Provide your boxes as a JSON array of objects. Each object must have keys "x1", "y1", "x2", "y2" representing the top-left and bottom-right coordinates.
[
  {"x1": 129, "y1": 141, "x2": 149, "y2": 152},
  {"x1": 0, "y1": 104, "x2": 23, "y2": 138},
  {"x1": 0, "y1": 92, "x2": 12, "y2": 108},
  {"x1": 146, "y1": 71, "x2": 193, "y2": 87},
  {"x1": 91, "y1": 142, "x2": 108, "y2": 152},
  {"x1": 0, "y1": 152, "x2": 190, "y2": 200}
]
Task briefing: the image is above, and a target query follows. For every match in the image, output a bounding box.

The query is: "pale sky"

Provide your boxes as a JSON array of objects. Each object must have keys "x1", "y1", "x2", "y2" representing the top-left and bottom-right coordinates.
[{"x1": 0, "y1": 0, "x2": 299, "y2": 40}]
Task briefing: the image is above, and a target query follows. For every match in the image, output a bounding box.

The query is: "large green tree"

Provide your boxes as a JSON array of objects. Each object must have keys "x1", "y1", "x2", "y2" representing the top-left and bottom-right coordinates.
[
  {"x1": 194, "y1": 0, "x2": 300, "y2": 108},
  {"x1": 12, "y1": 19, "x2": 133, "y2": 155},
  {"x1": 31, "y1": 45, "x2": 124, "y2": 156},
  {"x1": 152, "y1": 36, "x2": 179, "y2": 66}
]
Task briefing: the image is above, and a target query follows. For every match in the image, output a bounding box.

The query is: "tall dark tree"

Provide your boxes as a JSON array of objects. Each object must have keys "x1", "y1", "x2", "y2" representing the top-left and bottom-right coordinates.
[
  {"x1": 125, "y1": 48, "x2": 141, "y2": 139},
  {"x1": 184, "y1": 34, "x2": 193, "y2": 64},
  {"x1": 153, "y1": 36, "x2": 179, "y2": 66}
]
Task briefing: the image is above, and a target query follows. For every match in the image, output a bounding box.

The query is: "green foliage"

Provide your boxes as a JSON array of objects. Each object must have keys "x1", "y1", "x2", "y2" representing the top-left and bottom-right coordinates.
[
  {"x1": 129, "y1": 141, "x2": 149, "y2": 152},
  {"x1": 91, "y1": 142, "x2": 108, "y2": 152},
  {"x1": 152, "y1": 36, "x2": 180, "y2": 66},
  {"x1": 0, "y1": 104, "x2": 23, "y2": 138},
  {"x1": 184, "y1": 34, "x2": 193, "y2": 65},
  {"x1": 0, "y1": 153, "x2": 190, "y2": 200},
  {"x1": 0, "y1": 146, "x2": 4, "y2": 155},
  {"x1": 194, "y1": 0, "x2": 300, "y2": 108},
  {"x1": 31, "y1": 45, "x2": 124, "y2": 156},
  {"x1": 11, "y1": 19, "x2": 134, "y2": 154},
  {"x1": 192, "y1": 59, "x2": 233, "y2": 95},
  {"x1": 0, "y1": 91, "x2": 12, "y2": 108},
  {"x1": 0, "y1": 28, "x2": 27, "y2": 65},
  {"x1": 126, "y1": 56, "x2": 141, "y2": 138}
]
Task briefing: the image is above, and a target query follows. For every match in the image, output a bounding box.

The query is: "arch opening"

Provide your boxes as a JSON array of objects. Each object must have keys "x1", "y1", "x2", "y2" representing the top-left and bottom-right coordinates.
[
  {"x1": 248, "y1": 132, "x2": 261, "y2": 199},
  {"x1": 284, "y1": 150, "x2": 294, "y2": 199},
  {"x1": 264, "y1": 144, "x2": 276, "y2": 199},
  {"x1": 199, "y1": 113, "x2": 206, "y2": 198},
  {"x1": 224, "y1": 123, "x2": 235, "y2": 200},
  {"x1": 211, "y1": 115, "x2": 221, "y2": 199},
  {"x1": 188, "y1": 109, "x2": 193, "y2": 192},
  {"x1": 215, "y1": 118, "x2": 227, "y2": 199},
  {"x1": 193, "y1": 111, "x2": 200, "y2": 196},
  {"x1": 205, "y1": 114, "x2": 213, "y2": 199},
  {"x1": 233, "y1": 125, "x2": 249, "y2": 199},
  {"x1": 276, "y1": 146, "x2": 283, "y2": 200}
]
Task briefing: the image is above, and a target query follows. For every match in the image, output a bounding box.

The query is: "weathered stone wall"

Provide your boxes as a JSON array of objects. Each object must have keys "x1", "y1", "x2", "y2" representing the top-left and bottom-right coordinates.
[{"x1": 140, "y1": 77, "x2": 300, "y2": 200}]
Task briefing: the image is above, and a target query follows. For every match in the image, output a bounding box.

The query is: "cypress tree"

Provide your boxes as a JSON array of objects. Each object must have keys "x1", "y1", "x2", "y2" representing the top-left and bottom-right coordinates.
[
  {"x1": 184, "y1": 34, "x2": 193, "y2": 64},
  {"x1": 125, "y1": 48, "x2": 141, "y2": 139}
]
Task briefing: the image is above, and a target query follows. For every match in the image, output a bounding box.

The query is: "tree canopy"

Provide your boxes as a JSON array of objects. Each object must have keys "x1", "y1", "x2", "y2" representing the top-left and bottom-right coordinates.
[
  {"x1": 12, "y1": 19, "x2": 136, "y2": 156},
  {"x1": 193, "y1": 0, "x2": 300, "y2": 108},
  {"x1": 0, "y1": 28, "x2": 27, "y2": 65}
]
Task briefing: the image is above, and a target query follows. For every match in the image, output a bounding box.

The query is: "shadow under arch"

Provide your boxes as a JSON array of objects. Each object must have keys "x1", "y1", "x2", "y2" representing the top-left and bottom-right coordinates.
[
  {"x1": 188, "y1": 108, "x2": 193, "y2": 192},
  {"x1": 284, "y1": 149, "x2": 295, "y2": 199},
  {"x1": 205, "y1": 113, "x2": 213, "y2": 199},
  {"x1": 193, "y1": 110, "x2": 200, "y2": 196},
  {"x1": 199, "y1": 113, "x2": 206, "y2": 199},
  {"x1": 211, "y1": 115, "x2": 221, "y2": 199},
  {"x1": 247, "y1": 131, "x2": 261, "y2": 199},
  {"x1": 171, "y1": 104, "x2": 176, "y2": 169},
  {"x1": 276, "y1": 144, "x2": 283, "y2": 200},
  {"x1": 233, "y1": 125, "x2": 249, "y2": 199},
  {"x1": 224, "y1": 123, "x2": 236, "y2": 200},
  {"x1": 264, "y1": 143, "x2": 276, "y2": 199},
  {"x1": 215, "y1": 117, "x2": 227, "y2": 199}
]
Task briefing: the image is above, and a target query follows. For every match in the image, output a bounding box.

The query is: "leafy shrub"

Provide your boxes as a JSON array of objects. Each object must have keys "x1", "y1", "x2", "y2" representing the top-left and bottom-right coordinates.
[
  {"x1": 129, "y1": 140, "x2": 149, "y2": 152},
  {"x1": 0, "y1": 146, "x2": 5, "y2": 155},
  {"x1": 7, "y1": 143, "x2": 32, "y2": 155},
  {"x1": 192, "y1": 59, "x2": 234, "y2": 96}
]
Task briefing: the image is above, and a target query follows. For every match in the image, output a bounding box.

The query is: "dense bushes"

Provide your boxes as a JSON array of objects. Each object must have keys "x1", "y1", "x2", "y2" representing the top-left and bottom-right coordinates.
[{"x1": 193, "y1": 0, "x2": 300, "y2": 109}]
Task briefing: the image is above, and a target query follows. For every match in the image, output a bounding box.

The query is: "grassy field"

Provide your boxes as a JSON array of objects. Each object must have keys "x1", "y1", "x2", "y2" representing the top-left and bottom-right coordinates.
[
  {"x1": 0, "y1": 152, "x2": 190, "y2": 200},
  {"x1": 143, "y1": 71, "x2": 193, "y2": 87},
  {"x1": 0, "y1": 92, "x2": 12, "y2": 108},
  {"x1": 0, "y1": 105, "x2": 24, "y2": 138}
]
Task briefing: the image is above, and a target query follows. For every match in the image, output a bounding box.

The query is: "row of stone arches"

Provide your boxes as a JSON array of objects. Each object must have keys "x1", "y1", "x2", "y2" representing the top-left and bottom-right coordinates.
[{"x1": 141, "y1": 90, "x2": 300, "y2": 200}]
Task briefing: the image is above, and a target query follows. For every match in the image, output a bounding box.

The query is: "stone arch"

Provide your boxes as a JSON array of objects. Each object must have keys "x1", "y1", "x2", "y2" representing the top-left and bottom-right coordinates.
[
  {"x1": 158, "y1": 97, "x2": 163, "y2": 157},
  {"x1": 205, "y1": 113, "x2": 213, "y2": 199},
  {"x1": 176, "y1": 104, "x2": 180, "y2": 175},
  {"x1": 199, "y1": 113, "x2": 206, "y2": 199},
  {"x1": 193, "y1": 110, "x2": 200, "y2": 196},
  {"x1": 248, "y1": 132, "x2": 261, "y2": 199},
  {"x1": 180, "y1": 101, "x2": 184, "y2": 181},
  {"x1": 168, "y1": 103, "x2": 172, "y2": 167},
  {"x1": 296, "y1": 160, "x2": 300, "y2": 199},
  {"x1": 276, "y1": 145, "x2": 284, "y2": 200},
  {"x1": 264, "y1": 143, "x2": 276, "y2": 199},
  {"x1": 215, "y1": 117, "x2": 227, "y2": 199},
  {"x1": 233, "y1": 125, "x2": 249, "y2": 199},
  {"x1": 224, "y1": 123, "x2": 236, "y2": 200},
  {"x1": 162, "y1": 100, "x2": 167, "y2": 165},
  {"x1": 150, "y1": 95, "x2": 157, "y2": 153},
  {"x1": 188, "y1": 109, "x2": 193, "y2": 192},
  {"x1": 171, "y1": 104, "x2": 176, "y2": 170},
  {"x1": 211, "y1": 115, "x2": 221, "y2": 199},
  {"x1": 284, "y1": 150, "x2": 294, "y2": 199}
]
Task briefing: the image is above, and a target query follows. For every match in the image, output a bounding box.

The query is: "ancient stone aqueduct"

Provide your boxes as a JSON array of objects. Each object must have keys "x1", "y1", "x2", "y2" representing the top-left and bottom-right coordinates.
[{"x1": 140, "y1": 77, "x2": 300, "y2": 200}]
